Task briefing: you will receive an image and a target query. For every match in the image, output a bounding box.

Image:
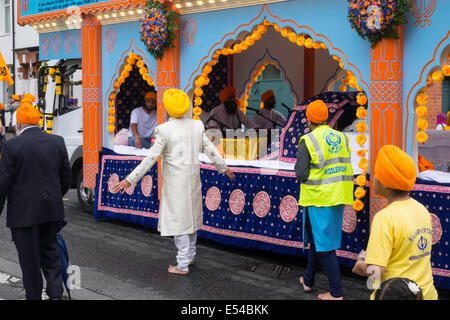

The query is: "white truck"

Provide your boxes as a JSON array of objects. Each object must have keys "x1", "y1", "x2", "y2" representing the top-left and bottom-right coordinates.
[{"x1": 37, "y1": 59, "x2": 94, "y2": 213}]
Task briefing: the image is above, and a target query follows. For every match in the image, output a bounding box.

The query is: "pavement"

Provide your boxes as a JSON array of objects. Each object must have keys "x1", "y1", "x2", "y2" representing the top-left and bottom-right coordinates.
[
  {"x1": 0, "y1": 191, "x2": 379, "y2": 301},
  {"x1": 0, "y1": 132, "x2": 448, "y2": 301}
]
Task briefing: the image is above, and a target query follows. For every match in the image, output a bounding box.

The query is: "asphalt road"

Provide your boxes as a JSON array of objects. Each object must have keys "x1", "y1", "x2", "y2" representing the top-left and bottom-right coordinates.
[{"x1": 0, "y1": 189, "x2": 449, "y2": 301}]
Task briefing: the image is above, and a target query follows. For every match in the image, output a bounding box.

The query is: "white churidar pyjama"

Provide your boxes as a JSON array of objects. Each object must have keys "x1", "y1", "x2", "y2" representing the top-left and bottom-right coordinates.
[{"x1": 174, "y1": 232, "x2": 197, "y2": 271}]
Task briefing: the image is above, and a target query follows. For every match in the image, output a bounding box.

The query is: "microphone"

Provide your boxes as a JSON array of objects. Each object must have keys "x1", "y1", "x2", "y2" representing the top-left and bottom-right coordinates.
[
  {"x1": 246, "y1": 107, "x2": 261, "y2": 113},
  {"x1": 281, "y1": 103, "x2": 291, "y2": 112},
  {"x1": 247, "y1": 107, "x2": 279, "y2": 127},
  {"x1": 206, "y1": 114, "x2": 231, "y2": 130}
]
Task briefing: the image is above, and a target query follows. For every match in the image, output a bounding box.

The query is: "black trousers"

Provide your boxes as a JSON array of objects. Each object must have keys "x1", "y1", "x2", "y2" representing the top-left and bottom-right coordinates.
[{"x1": 11, "y1": 221, "x2": 63, "y2": 300}]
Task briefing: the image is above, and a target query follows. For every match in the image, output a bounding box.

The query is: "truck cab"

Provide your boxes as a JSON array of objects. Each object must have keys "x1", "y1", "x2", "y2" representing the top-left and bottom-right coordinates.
[{"x1": 37, "y1": 59, "x2": 94, "y2": 213}]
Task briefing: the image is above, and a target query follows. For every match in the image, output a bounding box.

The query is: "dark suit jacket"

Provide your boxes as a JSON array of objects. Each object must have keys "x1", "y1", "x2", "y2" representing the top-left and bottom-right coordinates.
[{"x1": 0, "y1": 127, "x2": 72, "y2": 229}]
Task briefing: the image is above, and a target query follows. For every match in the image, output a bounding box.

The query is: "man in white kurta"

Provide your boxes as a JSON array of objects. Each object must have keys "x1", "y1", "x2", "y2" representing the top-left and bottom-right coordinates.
[{"x1": 112, "y1": 89, "x2": 235, "y2": 275}]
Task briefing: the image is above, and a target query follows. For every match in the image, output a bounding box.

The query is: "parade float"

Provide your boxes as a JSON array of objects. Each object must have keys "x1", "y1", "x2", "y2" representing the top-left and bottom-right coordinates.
[{"x1": 18, "y1": 0, "x2": 449, "y2": 289}]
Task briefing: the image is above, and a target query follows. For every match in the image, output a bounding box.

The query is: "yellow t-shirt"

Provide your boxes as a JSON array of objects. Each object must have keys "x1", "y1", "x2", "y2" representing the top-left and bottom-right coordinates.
[{"x1": 365, "y1": 198, "x2": 438, "y2": 300}]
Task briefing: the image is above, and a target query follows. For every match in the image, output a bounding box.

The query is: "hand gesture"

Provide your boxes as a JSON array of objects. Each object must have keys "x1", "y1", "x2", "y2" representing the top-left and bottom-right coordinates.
[
  {"x1": 224, "y1": 169, "x2": 235, "y2": 181},
  {"x1": 111, "y1": 179, "x2": 131, "y2": 194},
  {"x1": 135, "y1": 137, "x2": 143, "y2": 149}
]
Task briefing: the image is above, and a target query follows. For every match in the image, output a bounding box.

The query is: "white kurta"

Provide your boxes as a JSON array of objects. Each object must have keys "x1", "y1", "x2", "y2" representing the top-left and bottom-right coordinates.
[{"x1": 126, "y1": 118, "x2": 228, "y2": 236}]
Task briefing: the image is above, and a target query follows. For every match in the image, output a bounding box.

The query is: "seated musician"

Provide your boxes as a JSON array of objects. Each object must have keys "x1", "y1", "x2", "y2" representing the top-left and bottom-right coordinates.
[
  {"x1": 128, "y1": 91, "x2": 157, "y2": 149},
  {"x1": 252, "y1": 90, "x2": 287, "y2": 129},
  {"x1": 206, "y1": 86, "x2": 256, "y2": 134}
]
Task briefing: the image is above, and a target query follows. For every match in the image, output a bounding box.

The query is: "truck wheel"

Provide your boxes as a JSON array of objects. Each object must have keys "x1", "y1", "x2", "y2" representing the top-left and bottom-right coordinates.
[{"x1": 77, "y1": 170, "x2": 94, "y2": 214}]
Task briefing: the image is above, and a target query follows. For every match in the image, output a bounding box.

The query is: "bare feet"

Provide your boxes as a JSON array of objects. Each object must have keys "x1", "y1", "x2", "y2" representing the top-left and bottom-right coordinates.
[
  {"x1": 317, "y1": 292, "x2": 343, "y2": 300},
  {"x1": 299, "y1": 276, "x2": 312, "y2": 292},
  {"x1": 168, "y1": 265, "x2": 189, "y2": 275}
]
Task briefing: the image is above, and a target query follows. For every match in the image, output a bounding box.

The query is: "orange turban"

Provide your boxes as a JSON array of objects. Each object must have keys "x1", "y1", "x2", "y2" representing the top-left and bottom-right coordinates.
[
  {"x1": 261, "y1": 90, "x2": 274, "y2": 103},
  {"x1": 219, "y1": 86, "x2": 236, "y2": 102},
  {"x1": 23, "y1": 93, "x2": 36, "y2": 102},
  {"x1": 145, "y1": 91, "x2": 157, "y2": 101},
  {"x1": 12, "y1": 95, "x2": 21, "y2": 101},
  {"x1": 306, "y1": 99, "x2": 328, "y2": 124},
  {"x1": 163, "y1": 89, "x2": 190, "y2": 118},
  {"x1": 375, "y1": 145, "x2": 417, "y2": 192},
  {"x1": 16, "y1": 103, "x2": 42, "y2": 125},
  {"x1": 418, "y1": 155, "x2": 434, "y2": 172}
]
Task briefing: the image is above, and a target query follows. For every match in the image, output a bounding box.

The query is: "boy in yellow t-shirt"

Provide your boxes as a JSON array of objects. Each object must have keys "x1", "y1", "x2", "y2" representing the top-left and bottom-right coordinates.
[{"x1": 352, "y1": 145, "x2": 438, "y2": 300}]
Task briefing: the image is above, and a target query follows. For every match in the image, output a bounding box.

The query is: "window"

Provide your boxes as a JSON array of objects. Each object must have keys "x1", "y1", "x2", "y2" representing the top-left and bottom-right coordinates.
[{"x1": 5, "y1": 0, "x2": 11, "y2": 34}]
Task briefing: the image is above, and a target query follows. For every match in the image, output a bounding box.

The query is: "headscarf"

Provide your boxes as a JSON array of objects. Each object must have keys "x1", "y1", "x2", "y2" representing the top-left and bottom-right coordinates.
[
  {"x1": 16, "y1": 103, "x2": 41, "y2": 125},
  {"x1": 163, "y1": 89, "x2": 190, "y2": 118},
  {"x1": 219, "y1": 86, "x2": 236, "y2": 103},
  {"x1": 374, "y1": 145, "x2": 417, "y2": 192},
  {"x1": 145, "y1": 91, "x2": 157, "y2": 101},
  {"x1": 306, "y1": 99, "x2": 328, "y2": 124},
  {"x1": 436, "y1": 113, "x2": 446, "y2": 126}
]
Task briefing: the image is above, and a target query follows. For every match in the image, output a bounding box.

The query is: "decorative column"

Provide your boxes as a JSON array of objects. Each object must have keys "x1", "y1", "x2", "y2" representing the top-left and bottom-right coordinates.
[
  {"x1": 82, "y1": 14, "x2": 102, "y2": 188},
  {"x1": 156, "y1": 12, "x2": 180, "y2": 198},
  {"x1": 369, "y1": 26, "x2": 404, "y2": 220}
]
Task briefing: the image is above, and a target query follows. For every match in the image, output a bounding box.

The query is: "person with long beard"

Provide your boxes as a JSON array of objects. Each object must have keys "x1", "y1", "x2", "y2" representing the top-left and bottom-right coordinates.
[{"x1": 206, "y1": 86, "x2": 256, "y2": 133}]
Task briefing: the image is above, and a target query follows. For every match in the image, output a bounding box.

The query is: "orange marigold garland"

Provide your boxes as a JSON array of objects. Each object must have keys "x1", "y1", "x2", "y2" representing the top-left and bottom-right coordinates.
[
  {"x1": 354, "y1": 92, "x2": 368, "y2": 212},
  {"x1": 415, "y1": 92, "x2": 428, "y2": 144}
]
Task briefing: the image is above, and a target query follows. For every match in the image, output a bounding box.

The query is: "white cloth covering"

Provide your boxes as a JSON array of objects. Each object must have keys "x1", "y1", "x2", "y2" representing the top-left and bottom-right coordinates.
[
  {"x1": 125, "y1": 118, "x2": 228, "y2": 237},
  {"x1": 174, "y1": 232, "x2": 197, "y2": 271}
]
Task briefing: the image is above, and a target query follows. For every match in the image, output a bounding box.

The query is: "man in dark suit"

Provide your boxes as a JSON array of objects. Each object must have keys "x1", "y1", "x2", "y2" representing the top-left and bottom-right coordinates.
[{"x1": 0, "y1": 102, "x2": 72, "y2": 300}]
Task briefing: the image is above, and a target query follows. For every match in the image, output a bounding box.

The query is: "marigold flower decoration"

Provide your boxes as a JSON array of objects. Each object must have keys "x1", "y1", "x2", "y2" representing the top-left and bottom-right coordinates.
[
  {"x1": 354, "y1": 91, "x2": 369, "y2": 212},
  {"x1": 192, "y1": 22, "x2": 271, "y2": 119},
  {"x1": 347, "y1": 0, "x2": 411, "y2": 49},
  {"x1": 415, "y1": 91, "x2": 428, "y2": 144},
  {"x1": 140, "y1": 1, "x2": 179, "y2": 60},
  {"x1": 413, "y1": 65, "x2": 448, "y2": 144}
]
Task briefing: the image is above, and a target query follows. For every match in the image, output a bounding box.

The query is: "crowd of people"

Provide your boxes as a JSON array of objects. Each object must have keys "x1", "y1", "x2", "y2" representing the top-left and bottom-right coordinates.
[{"x1": 0, "y1": 87, "x2": 442, "y2": 300}]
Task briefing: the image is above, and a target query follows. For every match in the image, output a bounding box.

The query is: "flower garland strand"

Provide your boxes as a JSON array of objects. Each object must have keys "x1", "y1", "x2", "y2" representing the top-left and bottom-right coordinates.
[
  {"x1": 347, "y1": 0, "x2": 411, "y2": 49},
  {"x1": 353, "y1": 92, "x2": 369, "y2": 212},
  {"x1": 415, "y1": 64, "x2": 450, "y2": 143},
  {"x1": 140, "y1": 0, "x2": 180, "y2": 60},
  {"x1": 192, "y1": 22, "x2": 270, "y2": 120},
  {"x1": 108, "y1": 52, "x2": 155, "y2": 133}
]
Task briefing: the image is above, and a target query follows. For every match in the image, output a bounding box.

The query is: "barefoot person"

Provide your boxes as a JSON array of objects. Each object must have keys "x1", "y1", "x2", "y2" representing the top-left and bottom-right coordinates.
[
  {"x1": 352, "y1": 145, "x2": 438, "y2": 300},
  {"x1": 294, "y1": 99, "x2": 354, "y2": 300},
  {"x1": 112, "y1": 89, "x2": 235, "y2": 275}
]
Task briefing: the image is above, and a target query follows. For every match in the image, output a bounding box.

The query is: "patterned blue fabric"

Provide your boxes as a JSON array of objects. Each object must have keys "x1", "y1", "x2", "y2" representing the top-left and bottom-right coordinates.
[
  {"x1": 93, "y1": 149, "x2": 449, "y2": 289},
  {"x1": 410, "y1": 178, "x2": 450, "y2": 290},
  {"x1": 279, "y1": 92, "x2": 359, "y2": 161},
  {"x1": 94, "y1": 148, "x2": 159, "y2": 229},
  {"x1": 198, "y1": 167, "x2": 370, "y2": 268}
]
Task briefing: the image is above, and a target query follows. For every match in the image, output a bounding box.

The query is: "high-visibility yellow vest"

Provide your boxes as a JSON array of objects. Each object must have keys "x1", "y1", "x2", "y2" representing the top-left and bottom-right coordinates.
[{"x1": 298, "y1": 125, "x2": 354, "y2": 207}]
